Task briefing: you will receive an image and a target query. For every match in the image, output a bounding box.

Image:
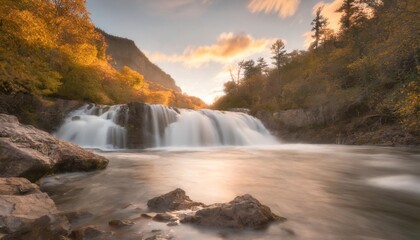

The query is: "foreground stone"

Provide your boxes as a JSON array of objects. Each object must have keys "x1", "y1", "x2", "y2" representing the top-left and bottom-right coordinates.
[
  {"x1": 182, "y1": 194, "x2": 284, "y2": 229},
  {"x1": 147, "y1": 189, "x2": 283, "y2": 230},
  {"x1": 147, "y1": 188, "x2": 204, "y2": 212},
  {"x1": 0, "y1": 114, "x2": 109, "y2": 182},
  {"x1": 0, "y1": 177, "x2": 70, "y2": 239}
]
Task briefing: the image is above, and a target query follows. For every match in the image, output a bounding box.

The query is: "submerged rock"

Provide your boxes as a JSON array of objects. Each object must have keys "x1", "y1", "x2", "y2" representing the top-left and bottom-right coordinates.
[
  {"x1": 0, "y1": 177, "x2": 70, "y2": 239},
  {"x1": 108, "y1": 219, "x2": 135, "y2": 228},
  {"x1": 0, "y1": 114, "x2": 109, "y2": 182},
  {"x1": 69, "y1": 225, "x2": 113, "y2": 240},
  {"x1": 181, "y1": 194, "x2": 284, "y2": 229},
  {"x1": 147, "y1": 188, "x2": 204, "y2": 212}
]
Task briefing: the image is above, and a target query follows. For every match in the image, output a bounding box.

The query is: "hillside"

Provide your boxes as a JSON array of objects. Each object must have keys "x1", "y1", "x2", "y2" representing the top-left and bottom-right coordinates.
[
  {"x1": 0, "y1": 0, "x2": 205, "y2": 109},
  {"x1": 101, "y1": 30, "x2": 181, "y2": 92},
  {"x1": 213, "y1": 1, "x2": 419, "y2": 145}
]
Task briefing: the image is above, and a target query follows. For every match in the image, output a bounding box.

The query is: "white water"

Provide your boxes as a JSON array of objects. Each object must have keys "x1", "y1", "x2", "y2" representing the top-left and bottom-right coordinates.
[
  {"x1": 55, "y1": 105, "x2": 127, "y2": 149},
  {"x1": 55, "y1": 104, "x2": 277, "y2": 149}
]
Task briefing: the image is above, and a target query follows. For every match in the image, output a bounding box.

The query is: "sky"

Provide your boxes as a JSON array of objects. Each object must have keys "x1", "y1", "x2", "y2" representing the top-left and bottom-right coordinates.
[{"x1": 86, "y1": 0, "x2": 344, "y2": 104}]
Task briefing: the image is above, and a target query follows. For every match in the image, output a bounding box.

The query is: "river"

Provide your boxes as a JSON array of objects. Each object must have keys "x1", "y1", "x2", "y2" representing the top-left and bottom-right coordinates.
[{"x1": 40, "y1": 145, "x2": 420, "y2": 240}]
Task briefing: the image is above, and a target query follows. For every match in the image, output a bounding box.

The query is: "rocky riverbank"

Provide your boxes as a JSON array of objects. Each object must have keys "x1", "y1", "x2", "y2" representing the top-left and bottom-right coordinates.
[
  {"x1": 0, "y1": 114, "x2": 108, "y2": 182},
  {"x1": 0, "y1": 113, "x2": 109, "y2": 239},
  {"x1": 255, "y1": 109, "x2": 419, "y2": 146}
]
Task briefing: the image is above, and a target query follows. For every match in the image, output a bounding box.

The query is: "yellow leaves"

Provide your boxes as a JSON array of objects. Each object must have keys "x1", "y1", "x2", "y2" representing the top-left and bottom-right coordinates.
[
  {"x1": 7, "y1": 10, "x2": 55, "y2": 48},
  {"x1": 397, "y1": 81, "x2": 420, "y2": 134},
  {"x1": 116, "y1": 66, "x2": 145, "y2": 89},
  {"x1": 59, "y1": 43, "x2": 98, "y2": 66}
]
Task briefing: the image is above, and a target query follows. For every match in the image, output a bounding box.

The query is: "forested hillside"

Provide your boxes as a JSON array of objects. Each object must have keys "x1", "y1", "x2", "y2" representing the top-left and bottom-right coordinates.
[
  {"x1": 0, "y1": 0, "x2": 206, "y2": 109},
  {"x1": 213, "y1": 0, "x2": 419, "y2": 144}
]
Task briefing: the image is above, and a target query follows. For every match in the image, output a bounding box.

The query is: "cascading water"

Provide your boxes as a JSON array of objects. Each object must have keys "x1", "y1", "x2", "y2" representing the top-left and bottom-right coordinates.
[
  {"x1": 55, "y1": 103, "x2": 277, "y2": 149},
  {"x1": 54, "y1": 104, "x2": 127, "y2": 149}
]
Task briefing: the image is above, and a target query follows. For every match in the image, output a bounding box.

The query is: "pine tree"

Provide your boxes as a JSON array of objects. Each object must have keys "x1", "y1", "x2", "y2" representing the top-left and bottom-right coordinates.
[
  {"x1": 311, "y1": 6, "x2": 328, "y2": 49},
  {"x1": 336, "y1": 0, "x2": 356, "y2": 31}
]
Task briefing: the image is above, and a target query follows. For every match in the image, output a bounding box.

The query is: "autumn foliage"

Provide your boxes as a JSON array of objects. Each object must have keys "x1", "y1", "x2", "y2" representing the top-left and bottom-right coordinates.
[{"x1": 0, "y1": 0, "x2": 205, "y2": 109}]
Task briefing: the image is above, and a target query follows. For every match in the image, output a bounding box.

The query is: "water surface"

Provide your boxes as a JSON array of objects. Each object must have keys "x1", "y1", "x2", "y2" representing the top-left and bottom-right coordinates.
[{"x1": 41, "y1": 145, "x2": 420, "y2": 240}]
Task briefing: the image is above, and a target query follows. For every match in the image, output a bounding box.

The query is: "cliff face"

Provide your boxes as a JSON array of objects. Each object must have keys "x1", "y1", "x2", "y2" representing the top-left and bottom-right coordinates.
[{"x1": 101, "y1": 31, "x2": 181, "y2": 92}]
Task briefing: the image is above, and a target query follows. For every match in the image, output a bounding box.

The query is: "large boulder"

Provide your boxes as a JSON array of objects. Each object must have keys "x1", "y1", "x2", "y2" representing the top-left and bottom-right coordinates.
[
  {"x1": 147, "y1": 188, "x2": 204, "y2": 212},
  {"x1": 0, "y1": 114, "x2": 108, "y2": 182},
  {"x1": 0, "y1": 177, "x2": 70, "y2": 239},
  {"x1": 182, "y1": 194, "x2": 283, "y2": 229},
  {"x1": 146, "y1": 189, "x2": 283, "y2": 230}
]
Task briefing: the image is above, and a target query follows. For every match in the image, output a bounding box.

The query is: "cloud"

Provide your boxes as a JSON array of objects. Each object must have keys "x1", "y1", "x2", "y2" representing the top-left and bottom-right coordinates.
[
  {"x1": 146, "y1": 32, "x2": 276, "y2": 67},
  {"x1": 147, "y1": 0, "x2": 213, "y2": 16},
  {"x1": 247, "y1": 0, "x2": 300, "y2": 18}
]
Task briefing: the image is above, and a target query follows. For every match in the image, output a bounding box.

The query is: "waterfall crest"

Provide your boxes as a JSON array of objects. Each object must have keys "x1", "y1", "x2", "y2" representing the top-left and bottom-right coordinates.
[
  {"x1": 55, "y1": 104, "x2": 127, "y2": 149},
  {"x1": 55, "y1": 104, "x2": 277, "y2": 149}
]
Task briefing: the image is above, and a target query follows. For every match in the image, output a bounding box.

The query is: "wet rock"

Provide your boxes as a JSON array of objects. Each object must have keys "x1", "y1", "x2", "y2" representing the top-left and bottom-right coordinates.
[
  {"x1": 166, "y1": 221, "x2": 179, "y2": 227},
  {"x1": 141, "y1": 212, "x2": 157, "y2": 219},
  {"x1": 62, "y1": 210, "x2": 94, "y2": 224},
  {"x1": 0, "y1": 114, "x2": 109, "y2": 182},
  {"x1": 71, "y1": 116, "x2": 81, "y2": 121},
  {"x1": 147, "y1": 188, "x2": 204, "y2": 212},
  {"x1": 181, "y1": 194, "x2": 284, "y2": 229},
  {"x1": 69, "y1": 225, "x2": 113, "y2": 240},
  {"x1": 152, "y1": 213, "x2": 178, "y2": 223},
  {"x1": 140, "y1": 230, "x2": 175, "y2": 240},
  {"x1": 108, "y1": 219, "x2": 134, "y2": 228},
  {"x1": 0, "y1": 177, "x2": 70, "y2": 239}
]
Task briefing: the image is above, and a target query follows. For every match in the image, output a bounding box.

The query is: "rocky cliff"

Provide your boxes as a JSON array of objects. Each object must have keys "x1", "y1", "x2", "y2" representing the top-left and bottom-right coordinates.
[{"x1": 101, "y1": 30, "x2": 181, "y2": 92}]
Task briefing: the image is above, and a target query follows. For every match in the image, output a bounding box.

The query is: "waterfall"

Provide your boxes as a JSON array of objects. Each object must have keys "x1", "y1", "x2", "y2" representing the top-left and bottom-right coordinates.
[
  {"x1": 55, "y1": 104, "x2": 277, "y2": 149},
  {"x1": 54, "y1": 104, "x2": 127, "y2": 149}
]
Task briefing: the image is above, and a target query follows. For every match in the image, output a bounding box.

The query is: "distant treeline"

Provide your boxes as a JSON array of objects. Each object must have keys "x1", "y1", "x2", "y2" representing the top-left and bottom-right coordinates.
[
  {"x1": 213, "y1": 0, "x2": 419, "y2": 135},
  {"x1": 0, "y1": 0, "x2": 206, "y2": 109}
]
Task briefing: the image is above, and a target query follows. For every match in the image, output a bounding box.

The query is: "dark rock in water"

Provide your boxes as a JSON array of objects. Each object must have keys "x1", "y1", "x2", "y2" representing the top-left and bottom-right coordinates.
[
  {"x1": 108, "y1": 219, "x2": 135, "y2": 228},
  {"x1": 152, "y1": 213, "x2": 178, "y2": 223},
  {"x1": 71, "y1": 116, "x2": 81, "y2": 121},
  {"x1": 62, "y1": 210, "x2": 94, "y2": 224},
  {"x1": 126, "y1": 102, "x2": 147, "y2": 149},
  {"x1": 141, "y1": 212, "x2": 157, "y2": 219},
  {"x1": 140, "y1": 229, "x2": 175, "y2": 240},
  {"x1": 69, "y1": 225, "x2": 113, "y2": 240},
  {"x1": 0, "y1": 114, "x2": 109, "y2": 182},
  {"x1": 0, "y1": 177, "x2": 70, "y2": 239},
  {"x1": 181, "y1": 194, "x2": 284, "y2": 229},
  {"x1": 147, "y1": 188, "x2": 204, "y2": 212}
]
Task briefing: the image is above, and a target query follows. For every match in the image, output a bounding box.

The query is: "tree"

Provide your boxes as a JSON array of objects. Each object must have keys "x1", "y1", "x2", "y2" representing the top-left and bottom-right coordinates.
[
  {"x1": 257, "y1": 57, "x2": 269, "y2": 76},
  {"x1": 311, "y1": 6, "x2": 328, "y2": 49},
  {"x1": 271, "y1": 39, "x2": 287, "y2": 70},
  {"x1": 337, "y1": 0, "x2": 356, "y2": 31}
]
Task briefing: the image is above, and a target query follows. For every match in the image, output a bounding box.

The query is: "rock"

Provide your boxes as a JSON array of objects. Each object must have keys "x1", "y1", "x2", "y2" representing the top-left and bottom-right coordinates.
[
  {"x1": 0, "y1": 177, "x2": 70, "y2": 239},
  {"x1": 181, "y1": 194, "x2": 284, "y2": 229},
  {"x1": 61, "y1": 210, "x2": 94, "y2": 224},
  {"x1": 140, "y1": 230, "x2": 175, "y2": 240},
  {"x1": 141, "y1": 212, "x2": 157, "y2": 219},
  {"x1": 0, "y1": 177, "x2": 40, "y2": 195},
  {"x1": 147, "y1": 188, "x2": 204, "y2": 212},
  {"x1": 126, "y1": 102, "x2": 147, "y2": 149},
  {"x1": 0, "y1": 93, "x2": 84, "y2": 133},
  {"x1": 69, "y1": 225, "x2": 113, "y2": 240},
  {"x1": 0, "y1": 114, "x2": 109, "y2": 182},
  {"x1": 108, "y1": 219, "x2": 134, "y2": 228},
  {"x1": 152, "y1": 213, "x2": 178, "y2": 223},
  {"x1": 71, "y1": 116, "x2": 81, "y2": 121},
  {"x1": 166, "y1": 221, "x2": 179, "y2": 227}
]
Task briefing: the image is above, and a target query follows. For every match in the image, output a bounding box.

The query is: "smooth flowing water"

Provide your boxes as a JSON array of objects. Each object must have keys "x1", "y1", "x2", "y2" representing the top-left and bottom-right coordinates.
[{"x1": 41, "y1": 145, "x2": 420, "y2": 240}]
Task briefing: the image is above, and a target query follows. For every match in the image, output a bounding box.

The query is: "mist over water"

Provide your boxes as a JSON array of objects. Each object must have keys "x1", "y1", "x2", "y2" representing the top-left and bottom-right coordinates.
[{"x1": 41, "y1": 145, "x2": 420, "y2": 240}]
